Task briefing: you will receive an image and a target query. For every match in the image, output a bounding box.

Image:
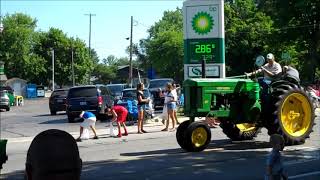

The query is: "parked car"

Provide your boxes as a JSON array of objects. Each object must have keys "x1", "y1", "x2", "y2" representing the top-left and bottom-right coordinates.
[
  {"x1": 148, "y1": 78, "x2": 174, "y2": 109},
  {"x1": 49, "y1": 89, "x2": 69, "y2": 115},
  {"x1": 106, "y1": 84, "x2": 126, "y2": 102},
  {"x1": 66, "y1": 85, "x2": 114, "y2": 122},
  {"x1": 0, "y1": 91, "x2": 10, "y2": 111}
]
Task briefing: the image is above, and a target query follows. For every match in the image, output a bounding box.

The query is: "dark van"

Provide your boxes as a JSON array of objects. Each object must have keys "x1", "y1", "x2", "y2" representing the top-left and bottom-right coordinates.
[
  {"x1": 66, "y1": 85, "x2": 114, "y2": 122},
  {"x1": 49, "y1": 89, "x2": 68, "y2": 115}
]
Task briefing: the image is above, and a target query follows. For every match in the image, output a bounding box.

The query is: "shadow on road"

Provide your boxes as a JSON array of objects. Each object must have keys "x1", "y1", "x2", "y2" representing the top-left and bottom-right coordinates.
[
  {"x1": 33, "y1": 113, "x2": 66, "y2": 117},
  {"x1": 39, "y1": 118, "x2": 68, "y2": 124},
  {"x1": 120, "y1": 139, "x2": 270, "y2": 157},
  {"x1": 1, "y1": 149, "x2": 269, "y2": 180},
  {"x1": 2, "y1": 145, "x2": 319, "y2": 180}
]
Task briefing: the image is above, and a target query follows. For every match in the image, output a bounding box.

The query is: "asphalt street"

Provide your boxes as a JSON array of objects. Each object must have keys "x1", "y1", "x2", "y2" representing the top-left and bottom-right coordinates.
[{"x1": 0, "y1": 98, "x2": 319, "y2": 180}]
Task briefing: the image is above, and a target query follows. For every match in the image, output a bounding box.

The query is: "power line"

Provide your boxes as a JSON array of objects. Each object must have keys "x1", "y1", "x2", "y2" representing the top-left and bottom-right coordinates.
[{"x1": 227, "y1": 23, "x2": 320, "y2": 34}]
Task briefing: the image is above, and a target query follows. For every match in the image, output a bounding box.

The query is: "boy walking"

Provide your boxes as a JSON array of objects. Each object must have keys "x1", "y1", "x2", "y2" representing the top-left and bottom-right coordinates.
[{"x1": 265, "y1": 134, "x2": 288, "y2": 180}]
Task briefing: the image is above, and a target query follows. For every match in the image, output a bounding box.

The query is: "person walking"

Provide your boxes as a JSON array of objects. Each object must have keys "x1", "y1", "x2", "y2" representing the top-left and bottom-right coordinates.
[
  {"x1": 105, "y1": 105, "x2": 129, "y2": 138},
  {"x1": 136, "y1": 83, "x2": 150, "y2": 134},
  {"x1": 76, "y1": 111, "x2": 98, "y2": 142},
  {"x1": 265, "y1": 134, "x2": 288, "y2": 180}
]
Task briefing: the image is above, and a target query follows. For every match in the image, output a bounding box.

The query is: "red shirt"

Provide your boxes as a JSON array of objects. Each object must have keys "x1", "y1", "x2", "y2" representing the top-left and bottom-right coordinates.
[{"x1": 112, "y1": 105, "x2": 128, "y2": 115}]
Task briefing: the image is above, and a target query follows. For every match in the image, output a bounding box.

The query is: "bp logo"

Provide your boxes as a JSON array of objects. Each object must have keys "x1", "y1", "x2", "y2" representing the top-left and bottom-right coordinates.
[{"x1": 192, "y1": 12, "x2": 214, "y2": 35}]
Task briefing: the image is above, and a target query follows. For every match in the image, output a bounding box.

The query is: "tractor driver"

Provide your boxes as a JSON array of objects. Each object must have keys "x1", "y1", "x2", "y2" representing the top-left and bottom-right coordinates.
[
  {"x1": 245, "y1": 53, "x2": 282, "y2": 81},
  {"x1": 245, "y1": 53, "x2": 282, "y2": 102}
]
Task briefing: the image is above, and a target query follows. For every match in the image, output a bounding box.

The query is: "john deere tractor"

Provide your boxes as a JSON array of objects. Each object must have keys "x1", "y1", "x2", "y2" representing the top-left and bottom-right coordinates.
[{"x1": 177, "y1": 56, "x2": 315, "y2": 152}]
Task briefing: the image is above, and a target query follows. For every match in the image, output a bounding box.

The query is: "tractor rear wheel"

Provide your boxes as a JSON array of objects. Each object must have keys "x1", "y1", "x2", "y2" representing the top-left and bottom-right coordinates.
[
  {"x1": 268, "y1": 86, "x2": 315, "y2": 145},
  {"x1": 179, "y1": 121, "x2": 211, "y2": 152},
  {"x1": 220, "y1": 122, "x2": 260, "y2": 141}
]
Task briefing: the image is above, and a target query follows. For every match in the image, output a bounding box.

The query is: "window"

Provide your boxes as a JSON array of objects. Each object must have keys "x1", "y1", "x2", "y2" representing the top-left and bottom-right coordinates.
[
  {"x1": 68, "y1": 87, "x2": 96, "y2": 98},
  {"x1": 51, "y1": 90, "x2": 68, "y2": 98}
]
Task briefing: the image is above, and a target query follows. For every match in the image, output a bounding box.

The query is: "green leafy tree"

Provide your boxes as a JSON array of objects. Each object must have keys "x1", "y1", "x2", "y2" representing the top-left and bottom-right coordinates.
[
  {"x1": 259, "y1": 0, "x2": 320, "y2": 82},
  {"x1": 144, "y1": 8, "x2": 184, "y2": 82},
  {"x1": 0, "y1": 13, "x2": 96, "y2": 86},
  {"x1": 0, "y1": 13, "x2": 47, "y2": 83},
  {"x1": 92, "y1": 64, "x2": 116, "y2": 84},
  {"x1": 224, "y1": 0, "x2": 276, "y2": 76},
  {"x1": 34, "y1": 28, "x2": 94, "y2": 87},
  {"x1": 103, "y1": 55, "x2": 117, "y2": 65}
]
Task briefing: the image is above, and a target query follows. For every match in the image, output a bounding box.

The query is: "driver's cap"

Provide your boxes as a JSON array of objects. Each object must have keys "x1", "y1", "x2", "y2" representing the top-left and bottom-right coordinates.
[{"x1": 266, "y1": 53, "x2": 274, "y2": 60}]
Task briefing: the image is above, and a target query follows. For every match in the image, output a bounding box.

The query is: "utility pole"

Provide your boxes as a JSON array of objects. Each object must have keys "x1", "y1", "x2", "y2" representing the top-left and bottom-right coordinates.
[
  {"x1": 52, "y1": 50, "x2": 55, "y2": 91},
  {"x1": 129, "y1": 16, "x2": 133, "y2": 87},
  {"x1": 84, "y1": 13, "x2": 96, "y2": 84},
  {"x1": 71, "y1": 48, "x2": 75, "y2": 87},
  {"x1": 0, "y1": 0, "x2": 3, "y2": 33}
]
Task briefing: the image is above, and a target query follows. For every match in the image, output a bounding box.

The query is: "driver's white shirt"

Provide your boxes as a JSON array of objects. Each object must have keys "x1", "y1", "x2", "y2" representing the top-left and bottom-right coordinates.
[{"x1": 262, "y1": 62, "x2": 282, "y2": 80}]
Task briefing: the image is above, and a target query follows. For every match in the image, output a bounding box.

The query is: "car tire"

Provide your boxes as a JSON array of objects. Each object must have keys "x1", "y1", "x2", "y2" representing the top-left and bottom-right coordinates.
[
  {"x1": 68, "y1": 115, "x2": 75, "y2": 123},
  {"x1": 50, "y1": 110, "x2": 57, "y2": 115},
  {"x1": 6, "y1": 106, "x2": 10, "y2": 111}
]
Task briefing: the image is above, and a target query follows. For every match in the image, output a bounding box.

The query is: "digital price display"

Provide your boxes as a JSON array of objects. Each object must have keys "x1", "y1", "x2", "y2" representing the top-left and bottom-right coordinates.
[{"x1": 188, "y1": 39, "x2": 218, "y2": 63}]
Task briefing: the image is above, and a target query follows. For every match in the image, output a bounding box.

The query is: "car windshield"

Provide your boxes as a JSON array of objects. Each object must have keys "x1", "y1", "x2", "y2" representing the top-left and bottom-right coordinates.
[
  {"x1": 0, "y1": 86, "x2": 13, "y2": 94},
  {"x1": 68, "y1": 87, "x2": 96, "y2": 98},
  {"x1": 107, "y1": 85, "x2": 124, "y2": 95},
  {"x1": 122, "y1": 89, "x2": 150, "y2": 99},
  {"x1": 149, "y1": 80, "x2": 172, "y2": 88},
  {"x1": 51, "y1": 90, "x2": 68, "y2": 98}
]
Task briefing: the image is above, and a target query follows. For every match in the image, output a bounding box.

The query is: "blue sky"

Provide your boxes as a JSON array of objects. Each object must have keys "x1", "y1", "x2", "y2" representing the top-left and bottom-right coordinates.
[{"x1": 2, "y1": 0, "x2": 183, "y2": 60}]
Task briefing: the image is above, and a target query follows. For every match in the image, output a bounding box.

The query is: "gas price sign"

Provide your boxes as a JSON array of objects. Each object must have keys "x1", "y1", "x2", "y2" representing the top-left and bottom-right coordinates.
[{"x1": 188, "y1": 39, "x2": 219, "y2": 63}]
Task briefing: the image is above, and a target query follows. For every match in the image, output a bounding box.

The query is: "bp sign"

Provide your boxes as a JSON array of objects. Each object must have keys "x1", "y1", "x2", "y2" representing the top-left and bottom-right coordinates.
[{"x1": 183, "y1": 0, "x2": 225, "y2": 79}]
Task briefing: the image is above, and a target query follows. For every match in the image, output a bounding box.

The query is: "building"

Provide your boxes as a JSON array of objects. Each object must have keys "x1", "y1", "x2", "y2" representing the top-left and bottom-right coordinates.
[{"x1": 115, "y1": 65, "x2": 145, "y2": 84}]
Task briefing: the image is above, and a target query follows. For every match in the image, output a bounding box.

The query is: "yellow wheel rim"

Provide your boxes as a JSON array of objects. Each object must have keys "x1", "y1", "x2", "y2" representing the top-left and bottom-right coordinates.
[
  {"x1": 236, "y1": 123, "x2": 256, "y2": 132},
  {"x1": 280, "y1": 93, "x2": 312, "y2": 137},
  {"x1": 191, "y1": 127, "x2": 208, "y2": 147}
]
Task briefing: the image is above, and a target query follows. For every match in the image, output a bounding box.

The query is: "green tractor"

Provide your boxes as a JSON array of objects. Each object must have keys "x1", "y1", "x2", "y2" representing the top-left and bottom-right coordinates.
[{"x1": 177, "y1": 56, "x2": 315, "y2": 152}]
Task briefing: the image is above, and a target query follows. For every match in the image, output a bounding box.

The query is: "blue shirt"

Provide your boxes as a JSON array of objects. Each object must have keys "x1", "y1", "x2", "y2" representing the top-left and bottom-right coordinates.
[
  {"x1": 82, "y1": 112, "x2": 96, "y2": 119},
  {"x1": 266, "y1": 149, "x2": 283, "y2": 175}
]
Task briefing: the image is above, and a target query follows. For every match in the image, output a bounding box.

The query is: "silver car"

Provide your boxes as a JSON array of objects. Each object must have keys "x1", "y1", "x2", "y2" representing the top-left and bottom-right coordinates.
[{"x1": 0, "y1": 91, "x2": 10, "y2": 111}]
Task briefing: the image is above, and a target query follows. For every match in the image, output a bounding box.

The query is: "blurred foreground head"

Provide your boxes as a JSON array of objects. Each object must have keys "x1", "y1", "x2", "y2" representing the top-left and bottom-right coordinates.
[{"x1": 25, "y1": 129, "x2": 82, "y2": 180}]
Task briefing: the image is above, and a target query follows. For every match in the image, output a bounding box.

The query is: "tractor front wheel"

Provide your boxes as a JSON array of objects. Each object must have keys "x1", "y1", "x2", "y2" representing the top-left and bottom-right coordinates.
[
  {"x1": 176, "y1": 120, "x2": 191, "y2": 150},
  {"x1": 177, "y1": 121, "x2": 211, "y2": 152}
]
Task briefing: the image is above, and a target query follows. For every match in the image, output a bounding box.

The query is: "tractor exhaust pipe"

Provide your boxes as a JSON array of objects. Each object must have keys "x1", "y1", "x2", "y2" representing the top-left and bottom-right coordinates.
[{"x1": 202, "y1": 59, "x2": 206, "y2": 78}]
